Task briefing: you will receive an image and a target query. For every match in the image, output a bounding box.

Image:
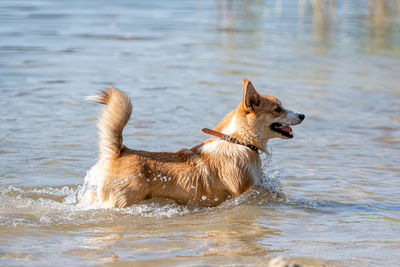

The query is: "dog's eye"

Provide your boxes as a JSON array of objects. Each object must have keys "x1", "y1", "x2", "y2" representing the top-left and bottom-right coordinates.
[{"x1": 274, "y1": 106, "x2": 282, "y2": 113}]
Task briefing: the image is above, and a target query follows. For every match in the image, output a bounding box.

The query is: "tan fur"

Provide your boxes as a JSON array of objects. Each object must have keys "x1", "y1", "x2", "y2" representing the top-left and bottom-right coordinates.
[
  {"x1": 82, "y1": 78, "x2": 304, "y2": 208},
  {"x1": 85, "y1": 88, "x2": 132, "y2": 159}
]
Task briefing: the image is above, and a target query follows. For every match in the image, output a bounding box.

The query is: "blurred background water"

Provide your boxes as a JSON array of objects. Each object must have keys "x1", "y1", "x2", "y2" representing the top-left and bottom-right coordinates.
[{"x1": 1, "y1": 0, "x2": 400, "y2": 266}]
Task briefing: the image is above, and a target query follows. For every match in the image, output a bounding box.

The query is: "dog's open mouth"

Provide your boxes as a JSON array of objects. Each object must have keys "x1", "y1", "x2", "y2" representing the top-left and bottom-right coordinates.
[{"x1": 270, "y1": 123, "x2": 293, "y2": 138}]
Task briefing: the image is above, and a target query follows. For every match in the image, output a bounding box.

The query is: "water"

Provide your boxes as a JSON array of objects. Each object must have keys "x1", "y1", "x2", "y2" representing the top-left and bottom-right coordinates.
[{"x1": 1, "y1": 0, "x2": 400, "y2": 266}]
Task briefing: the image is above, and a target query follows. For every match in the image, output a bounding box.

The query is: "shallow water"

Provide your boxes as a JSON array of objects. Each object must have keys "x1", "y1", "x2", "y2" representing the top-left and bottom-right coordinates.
[{"x1": 1, "y1": 0, "x2": 400, "y2": 266}]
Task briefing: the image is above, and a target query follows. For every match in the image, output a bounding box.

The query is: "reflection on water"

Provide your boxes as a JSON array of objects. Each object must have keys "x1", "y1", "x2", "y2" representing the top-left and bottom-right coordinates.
[
  {"x1": 1, "y1": 0, "x2": 400, "y2": 266},
  {"x1": 216, "y1": 0, "x2": 400, "y2": 55}
]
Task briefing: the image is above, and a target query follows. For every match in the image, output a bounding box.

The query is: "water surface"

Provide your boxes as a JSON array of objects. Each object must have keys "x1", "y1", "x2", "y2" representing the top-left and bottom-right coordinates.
[{"x1": 1, "y1": 1, "x2": 400, "y2": 266}]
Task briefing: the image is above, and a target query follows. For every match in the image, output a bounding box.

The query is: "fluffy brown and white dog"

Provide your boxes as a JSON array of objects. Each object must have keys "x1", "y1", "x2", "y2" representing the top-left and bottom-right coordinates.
[{"x1": 81, "y1": 78, "x2": 304, "y2": 208}]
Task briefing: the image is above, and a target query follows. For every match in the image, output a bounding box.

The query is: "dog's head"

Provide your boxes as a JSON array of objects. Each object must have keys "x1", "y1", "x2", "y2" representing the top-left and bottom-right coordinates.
[{"x1": 235, "y1": 78, "x2": 305, "y2": 148}]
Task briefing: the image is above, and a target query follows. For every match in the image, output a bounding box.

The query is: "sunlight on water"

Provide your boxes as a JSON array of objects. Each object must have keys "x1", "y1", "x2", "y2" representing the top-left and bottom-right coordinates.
[{"x1": 1, "y1": 0, "x2": 400, "y2": 266}]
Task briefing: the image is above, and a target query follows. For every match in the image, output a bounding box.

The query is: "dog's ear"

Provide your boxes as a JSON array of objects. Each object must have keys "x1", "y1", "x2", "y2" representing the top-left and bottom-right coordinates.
[{"x1": 242, "y1": 78, "x2": 260, "y2": 111}]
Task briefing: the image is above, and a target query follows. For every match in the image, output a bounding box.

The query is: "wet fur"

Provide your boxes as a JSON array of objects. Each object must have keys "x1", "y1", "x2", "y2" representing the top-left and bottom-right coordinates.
[{"x1": 82, "y1": 79, "x2": 304, "y2": 208}]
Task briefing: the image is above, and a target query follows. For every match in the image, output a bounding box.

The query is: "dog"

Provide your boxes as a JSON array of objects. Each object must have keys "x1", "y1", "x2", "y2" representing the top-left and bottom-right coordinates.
[{"x1": 81, "y1": 78, "x2": 304, "y2": 208}]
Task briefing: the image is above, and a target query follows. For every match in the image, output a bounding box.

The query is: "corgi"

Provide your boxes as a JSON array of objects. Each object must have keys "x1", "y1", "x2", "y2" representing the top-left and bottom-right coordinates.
[{"x1": 82, "y1": 78, "x2": 304, "y2": 208}]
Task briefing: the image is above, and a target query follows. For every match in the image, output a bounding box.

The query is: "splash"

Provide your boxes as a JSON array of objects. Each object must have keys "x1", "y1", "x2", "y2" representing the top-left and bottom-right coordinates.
[
  {"x1": 0, "y1": 184, "x2": 195, "y2": 227},
  {"x1": 0, "y1": 147, "x2": 287, "y2": 226},
  {"x1": 258, "y1": 147, "x2": 287, "y2": 201}
]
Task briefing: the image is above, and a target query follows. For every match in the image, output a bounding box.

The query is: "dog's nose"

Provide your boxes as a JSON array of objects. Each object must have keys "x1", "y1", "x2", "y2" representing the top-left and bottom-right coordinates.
[{"x1": 298, "y1": 114, "x2": 305, "y2": 121}]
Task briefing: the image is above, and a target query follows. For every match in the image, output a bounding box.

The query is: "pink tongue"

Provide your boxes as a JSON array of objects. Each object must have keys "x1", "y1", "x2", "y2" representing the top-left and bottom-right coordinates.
[{"x1": 277, "y1": 125, "x2": 292, "y2": 133}]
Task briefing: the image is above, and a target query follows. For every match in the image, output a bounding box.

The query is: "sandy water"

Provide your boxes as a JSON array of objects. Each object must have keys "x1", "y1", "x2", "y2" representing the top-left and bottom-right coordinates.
[{"x1": 1, "y1": 1, "x2": 400, "y2": 266}]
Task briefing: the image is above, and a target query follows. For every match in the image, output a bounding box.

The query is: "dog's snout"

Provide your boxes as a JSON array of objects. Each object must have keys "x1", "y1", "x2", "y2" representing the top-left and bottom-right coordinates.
[{"x1": 298, "y1": 114, "x2": 305, "y2": 121}]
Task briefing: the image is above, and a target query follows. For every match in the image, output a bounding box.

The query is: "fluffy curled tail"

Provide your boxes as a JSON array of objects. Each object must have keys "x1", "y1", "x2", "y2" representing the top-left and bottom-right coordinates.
[{"x1": 85, "y1": 88, "x2": 132, "y2": 159}]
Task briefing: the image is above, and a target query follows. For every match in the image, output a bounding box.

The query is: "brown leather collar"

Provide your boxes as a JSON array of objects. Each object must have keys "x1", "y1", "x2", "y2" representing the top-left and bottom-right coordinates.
[{"x1": 202, "y1": 128, "x2": 259, "y2": 152}]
